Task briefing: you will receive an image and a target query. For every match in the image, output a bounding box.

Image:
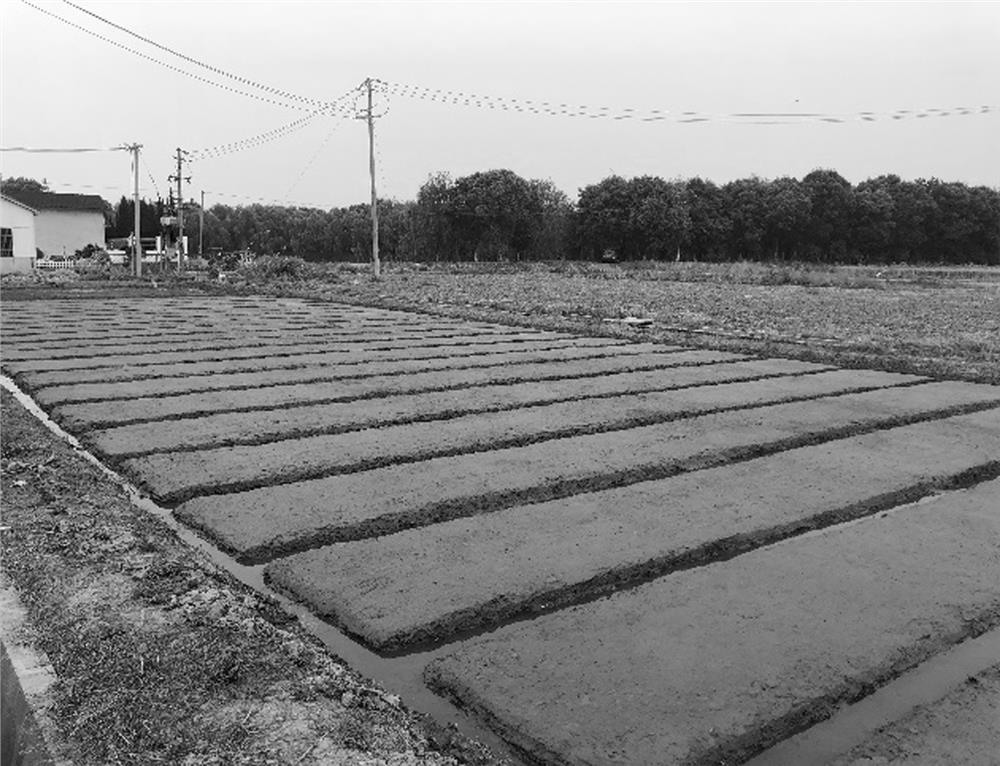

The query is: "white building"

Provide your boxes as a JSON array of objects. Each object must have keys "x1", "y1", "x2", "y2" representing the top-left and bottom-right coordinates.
[
  {"x1": 0, "y1": 194, "x2": 38, "y2": 274},
  {"x1": 3, "y1": 190, "x2": 105, "y2": 258}
]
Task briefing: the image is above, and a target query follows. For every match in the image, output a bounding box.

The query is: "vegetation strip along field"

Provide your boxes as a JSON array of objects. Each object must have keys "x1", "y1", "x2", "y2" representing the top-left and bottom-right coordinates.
[{"x1": 426, "y1": 478, "x2": 1000, "y2": 766}]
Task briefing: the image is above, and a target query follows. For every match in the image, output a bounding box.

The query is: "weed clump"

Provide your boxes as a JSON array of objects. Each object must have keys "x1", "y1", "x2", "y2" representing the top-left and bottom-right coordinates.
[{"x1": 238, "y1": 255, "x2": 322, "y2": 282}]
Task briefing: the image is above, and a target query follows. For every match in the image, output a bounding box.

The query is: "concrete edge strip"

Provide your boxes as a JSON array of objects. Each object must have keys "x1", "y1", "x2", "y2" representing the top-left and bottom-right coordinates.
[{"x1": 0, "y1": 574, "x2": 74, "y2": 766}]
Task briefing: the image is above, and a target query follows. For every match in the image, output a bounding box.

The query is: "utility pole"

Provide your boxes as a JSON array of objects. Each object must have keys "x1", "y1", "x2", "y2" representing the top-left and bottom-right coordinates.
[
  {"x1": 363, "y1": 78, "x2": 381, "y2": 278},
  {"x1": 127, "y1": 143, "x2": 143, "y2": 277},
  {"x1": 168, "y1": 148, "x2": 190, "y2": 273},
  {"x1": 199, "y1": 190, "x2": 205, "y2": 256}
]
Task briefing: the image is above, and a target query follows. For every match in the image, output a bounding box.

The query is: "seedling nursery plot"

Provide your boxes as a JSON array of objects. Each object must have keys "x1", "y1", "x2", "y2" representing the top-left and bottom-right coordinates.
[{"x1": 3, "y1": 292, "x2": 999, "y2": 766}]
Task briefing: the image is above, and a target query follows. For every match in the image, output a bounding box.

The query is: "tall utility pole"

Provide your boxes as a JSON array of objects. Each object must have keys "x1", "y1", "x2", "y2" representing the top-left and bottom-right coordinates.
[
  {"x1": 199, "y1": 190, "x2": 205, "y2": 256},
  {"x1": 126, "y1": 143, "x2": 143, "y2": 277},
  {"x1": 363, "y1": 78, "x2": 381, "y2": 278},
  {"x1": 168, "y1": 148, "x2": 190, "y2": 273}
]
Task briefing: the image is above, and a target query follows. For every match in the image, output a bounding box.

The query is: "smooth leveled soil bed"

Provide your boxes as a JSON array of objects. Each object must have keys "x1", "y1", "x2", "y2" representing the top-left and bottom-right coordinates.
[
  {"x1": 20, "y1": 341, "x2": 651, "y2": 404},
  {"x1": 88, "y1": 357, "x2": 821, "y2": 457},
  {"x1": 425, "y1": 478, "x2": 1000, "y2": 766},
  {"x1": 0, "y1": 326, "x2": 510, "y2": 361},
  {"x1": 2, "y1": 331, "x2": 569, "y2": 374},
  {"x1": 265, "y1": 409, "x2": 1000, "y2": 651},
  {"x1": 175, "y1": 386, "x2": 1000, "y2": 562},
  {"x1": 20, "y1": 337, "x2": 622, "y2": 389},
  {"x1": 46, "y1": 349, "x2": 722, "y2": 427},
  {"x1": 25, "y1": 342, "x2": 648, "y2": 404},
  {"x1": 136, "y1": 381, "x2": 999, "y2": 504},
  {"x1": 832, "y1": 665, "x2": 1000, "y2": 766}
]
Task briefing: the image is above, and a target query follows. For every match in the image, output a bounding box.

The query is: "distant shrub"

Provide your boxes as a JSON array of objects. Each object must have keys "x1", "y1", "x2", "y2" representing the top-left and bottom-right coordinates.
[{"x1": 238, "y1": 255, "x2": 322, "y2": 282}]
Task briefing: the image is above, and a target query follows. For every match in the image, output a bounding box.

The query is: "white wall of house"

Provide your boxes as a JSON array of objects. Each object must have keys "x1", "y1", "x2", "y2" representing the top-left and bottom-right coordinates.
[
  {"x1": 1, "y1": 197, "x2": 37, "y2": 274},
  {"x1": 35, "y1": 209, "x2": 105, "y2": 258}
]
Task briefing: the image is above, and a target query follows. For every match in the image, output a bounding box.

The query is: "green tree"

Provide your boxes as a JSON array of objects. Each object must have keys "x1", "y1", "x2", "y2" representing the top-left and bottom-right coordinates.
[
  {"x1": 801, "y1": 169, "x2": 855, "y2": 261},
  {"x1": 0, "y1": 176, "x2": 49, "y2": 196}
]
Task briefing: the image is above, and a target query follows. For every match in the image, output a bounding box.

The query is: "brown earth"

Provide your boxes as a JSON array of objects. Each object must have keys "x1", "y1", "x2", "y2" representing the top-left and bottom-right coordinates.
[
  {"x1": 0, "y1": 389, "x2": 505, "y2": 766},
  {"x1": 19, "y1": 341, "x2": 652, "y2": 405},
  {"x1": 426, "y1": 479, "x2": 1000, "y2": 766},
  {"x1": 129, "y1": 380, "x2": 998, "y2": 504},
  {"x1": 265, "y1": 408, "x2": 1000, "y2": 652},
  {"x1": 89, "y1": 355, "x2": 793, "y2": 457},
  {"x1": 47, "y1": 348, "x2": 718, "y2": 428},
  {"x1": 833, "y1": 665, "x2": 1000, "y2": 766}
]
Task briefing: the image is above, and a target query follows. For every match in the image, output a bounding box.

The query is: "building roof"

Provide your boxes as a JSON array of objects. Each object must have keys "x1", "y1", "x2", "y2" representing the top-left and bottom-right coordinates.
[
  {"x1": 0, "y1": 193, "x2": 39, "y2": 215},
  {"x1": 3, "y1": 190, "x2": 105, "y2": 213}
]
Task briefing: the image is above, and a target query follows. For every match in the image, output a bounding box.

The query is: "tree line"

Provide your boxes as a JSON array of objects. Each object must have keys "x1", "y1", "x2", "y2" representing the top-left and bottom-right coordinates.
[
  {"x1": 200, "y1": 169, "x2": 999, "y2": 265},
  {"x1": 6, "y1": 170, "x2": 998, "y2": 265}
]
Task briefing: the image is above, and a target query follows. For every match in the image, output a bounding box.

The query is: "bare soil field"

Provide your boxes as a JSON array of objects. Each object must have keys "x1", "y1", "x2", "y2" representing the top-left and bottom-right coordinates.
[
  {"x1": 2, "y1": 274, "x2": 998, "y2": 765},
  {"x1": 255, "y1": 261, "x2": 1000, "y2": 383}
]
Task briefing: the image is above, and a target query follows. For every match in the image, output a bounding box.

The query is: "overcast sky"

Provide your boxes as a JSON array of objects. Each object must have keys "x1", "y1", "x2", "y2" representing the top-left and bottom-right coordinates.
[{"x1": 2, "y1": 1, "x2": 998, "y2": 210}]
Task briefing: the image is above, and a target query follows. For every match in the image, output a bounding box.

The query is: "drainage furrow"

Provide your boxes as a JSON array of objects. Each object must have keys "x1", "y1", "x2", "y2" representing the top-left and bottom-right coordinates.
[
  {"x1": 278, "y1": 462, "x2": 1000, "y2": 656},
  {"x1": 21, "y1": 344, "x2": 678, "y2": 405},
  {"x1": 142, "y1": 397, "x2": 1000, "y2": 506},
  {"x1": 99, "y1": 373, "x2": 914, "y2": 460},
  {"x1": 10, "y1": 339, "x2": 629, "y2": 388},
  {"x1": 0, "y1": 329, "x2": 513, "y2": 360},
  {"x1": 52, "y1": 355, "x2": 755, "y2": 427},
  {"x1": 3, "y1": 334, "x2": 571, "y2": 373}
]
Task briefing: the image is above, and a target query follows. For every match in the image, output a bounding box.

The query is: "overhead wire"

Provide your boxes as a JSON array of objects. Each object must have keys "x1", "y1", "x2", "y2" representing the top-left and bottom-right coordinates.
[
  {"x1": 187, "y1": 106, "x2": 353, "y2": 160},
  {"x1": 283, "y1": 119, "x2": 347, "y2": 199},
  {"x1": 375, "y1": 78, "x2": 996, "y2": 125},
  {"x1": 20, "y1": 0, "x2": 357, "y2": 117},
  {"x1": 0, "y1": 146, "x2": 128, "y2": 152},
  {"x1": 141, "y1": 156, "x2": 162, "y2": 198},
  {"x1": 61, "y1": 0, "x2": 342, "y2": 112}
]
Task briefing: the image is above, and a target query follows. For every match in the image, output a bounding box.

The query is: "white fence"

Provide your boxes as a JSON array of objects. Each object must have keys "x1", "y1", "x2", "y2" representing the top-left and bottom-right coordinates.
[{"x1": 35, "y1": 259, "x2": 80, "y2": 270}]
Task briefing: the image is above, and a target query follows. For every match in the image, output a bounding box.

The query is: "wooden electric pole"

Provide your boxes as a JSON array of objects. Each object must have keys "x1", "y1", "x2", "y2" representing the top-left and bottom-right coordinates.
[
  {"x1": 168, "y1": 147, "x2": 190, "y2": 273},
  {"x1": 364, "y1": 78, "x2": 381, "y2": 279},
  {"x1": 199, "y1": 190, "x2": 205, "y2": 256},
  {"x1": 127, "y1": 143, "x2": 143, "y2": 277}
]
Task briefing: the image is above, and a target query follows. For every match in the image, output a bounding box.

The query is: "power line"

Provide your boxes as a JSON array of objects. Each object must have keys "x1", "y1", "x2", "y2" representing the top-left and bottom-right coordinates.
[
  {"x1": 202, "y1": 189, "x2": 330, "y2": 210},
  {"x1": 141, "y1": 155, "x2": 162, "y2": 198},
  {"x1": 188, "y1": 108, "x2": 350, "y2": 160},
  {"x1": 61, "y1": 0, "x2": 344, "y2": 112},
  {"x1": 20, "y1": 0, "x2": 356, "y2": 117},
  {"x1": 377, "y1": 78, "x2": 996, "y2": 125},
  {"x1": 1, "y1": 146, "x2": 128, "y2": 153},
  {"x1": 284, "y1": 119, "x2": 347, "y2": 198}
]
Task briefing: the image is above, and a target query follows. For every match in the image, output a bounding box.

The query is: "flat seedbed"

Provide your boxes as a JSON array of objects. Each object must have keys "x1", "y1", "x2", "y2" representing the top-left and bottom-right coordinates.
[
  {"x1": 425, "y1": 479, "x2": 1000, "y2": 766},
  {"x1": 3, "y1": 291, "x2": 999, "y2": 766},
  {"x1": 832, "y1": 665, "x2": 1000, "y2": 766}
]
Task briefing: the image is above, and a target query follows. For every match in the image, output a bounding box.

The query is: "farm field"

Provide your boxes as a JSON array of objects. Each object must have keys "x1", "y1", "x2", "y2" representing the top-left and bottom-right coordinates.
[
  {"x1": 2, "y1": 289, "x2": 999, "y2": 765},
  {"x1": 312, "y1": 260, "x2": 1000, "y2": 384}
]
